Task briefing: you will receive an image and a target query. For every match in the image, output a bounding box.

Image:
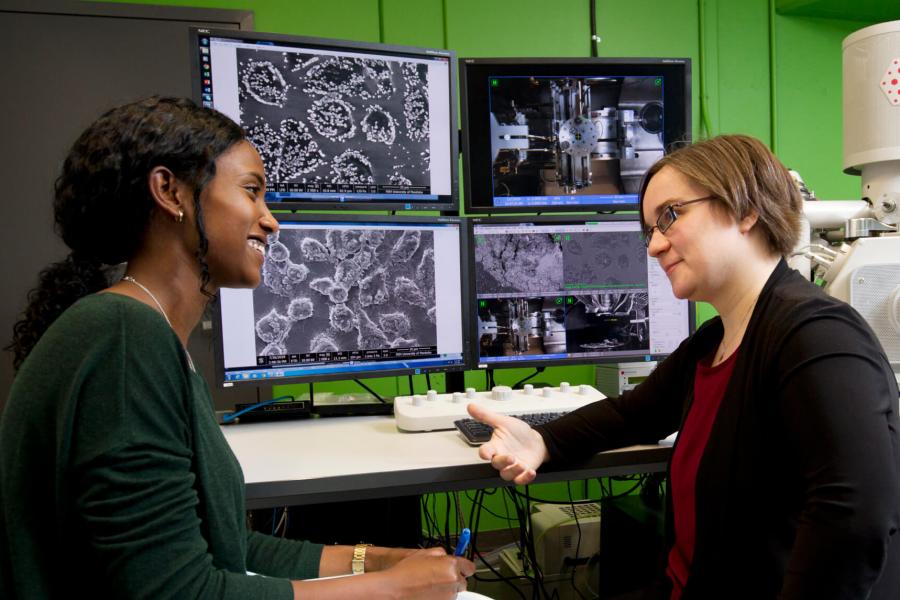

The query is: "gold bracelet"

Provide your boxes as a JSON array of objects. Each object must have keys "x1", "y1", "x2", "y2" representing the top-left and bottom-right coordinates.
[{"x1": 352, "y1": 543, "x2": 372, "y2": 574}]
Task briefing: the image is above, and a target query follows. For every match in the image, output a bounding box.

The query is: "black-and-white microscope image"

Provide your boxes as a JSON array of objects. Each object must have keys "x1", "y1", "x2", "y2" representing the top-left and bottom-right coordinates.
[
  {"x1": 562, "y1": 230, "x2": 649, "y2": 353},
  {"x1": 252, "y1": 227, "x2": 437, "y2": 360},
  {"x1": 564, "y1": 291, "x2": 650, "y2": 353},
  {"x1": 474, "y1": 233, "x2": 564, "y2": 295},
  {"x1": 477, "y1": 297, "x2": 568, "y2": 358},
  {"x1": 562, "y1": 230, "x2": 646, "y2": 287},
  {"x1": 236, "y1": 47, "x2": 431, "y2": 189}
]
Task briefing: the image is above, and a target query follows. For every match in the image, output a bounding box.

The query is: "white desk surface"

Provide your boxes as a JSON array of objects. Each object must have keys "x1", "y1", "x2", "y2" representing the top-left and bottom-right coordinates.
[{"x1": 222, "y1": 415, "x2": 671, "y2": 509}]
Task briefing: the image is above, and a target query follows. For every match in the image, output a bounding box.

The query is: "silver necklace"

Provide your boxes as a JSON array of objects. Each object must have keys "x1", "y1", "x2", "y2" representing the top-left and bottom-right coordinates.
[
  {"x1": 715, "y1": 299, "x2": 756, "y2": 365},
  {"x1": 122, "y1": 275, "x2": 196, "y2": 372}
]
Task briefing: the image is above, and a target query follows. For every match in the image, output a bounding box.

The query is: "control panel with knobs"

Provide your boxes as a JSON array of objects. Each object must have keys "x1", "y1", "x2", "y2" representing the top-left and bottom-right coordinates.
[{"x1": 394, "y1": 382, "x2": 606, "y2": 432}]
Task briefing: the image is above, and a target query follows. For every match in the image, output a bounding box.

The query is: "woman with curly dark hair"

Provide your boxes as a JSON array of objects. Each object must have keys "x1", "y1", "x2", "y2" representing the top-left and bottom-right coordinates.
[{"x1": 0, "y1": 97, "x2": 473, "y2": 599}]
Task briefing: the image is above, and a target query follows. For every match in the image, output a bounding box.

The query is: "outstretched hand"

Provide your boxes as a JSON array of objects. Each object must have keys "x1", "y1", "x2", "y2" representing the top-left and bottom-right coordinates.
[{"x1": 466, "y1": 404, "x2": 550, "y2": 485}]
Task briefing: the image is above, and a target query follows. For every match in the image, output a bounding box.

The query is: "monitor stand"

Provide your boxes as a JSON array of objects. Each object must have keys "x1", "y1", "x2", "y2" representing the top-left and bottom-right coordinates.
[
  {"x1": 313, "y1": 372, "x2": 467, "y2": 417},
  {"x1": 312, "y1": 390, "x2": 393, "y2": 417}
]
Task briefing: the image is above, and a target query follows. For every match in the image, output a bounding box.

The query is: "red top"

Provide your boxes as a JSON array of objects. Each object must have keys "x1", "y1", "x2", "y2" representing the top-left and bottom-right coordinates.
[{"x1": 667, "y1": 349, "x2": 739, "y2": 600}]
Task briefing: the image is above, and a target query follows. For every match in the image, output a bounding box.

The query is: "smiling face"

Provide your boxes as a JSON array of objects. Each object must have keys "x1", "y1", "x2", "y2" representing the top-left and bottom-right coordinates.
[
  {"x1": 641, "y1": 165, "x2": 745, "y2": 303},
  {"x1": 198, "y1": 140, "x2": 278, "y2": 291}
]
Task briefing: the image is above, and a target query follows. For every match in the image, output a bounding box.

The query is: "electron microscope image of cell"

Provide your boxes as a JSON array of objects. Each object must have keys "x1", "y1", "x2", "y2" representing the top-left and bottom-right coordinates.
[
  {"x1": 302, "y1": 57, "x2": 369, "y2": 97},
  {"x1": 390, "y1": 230, "x2": 421, "y2": 262},
  {"x1": 378, "y1": 311, "x2": 411, "y2": 337},
  {"x1": 308, "y1": 94, "x2": 357, "y2": 141},
  {"x1": 563, "y1": 231, "x2": 647, "y2": 288},
  {"x1": 300, "y1": 237, "x2": 330, "y2": 261},
  {"x1": 394, "y1": 276, "x2": 429, "y2": 308},
  {"x1": 251, "y1": 227, "x2": 439, "y2": 360},
  {"x1": 402, "y1": 62, "x2": 430, "y2": 142},
  {"x1": 256, "y1": 308, "x2": 292, "y2": 344},
  {"x1": 310, "y1": 331, "x2": 339, "y2": 353},
  {"x1": 309, "y1": 277, "x2": 334, "y2": 296},
  {"x1": 246, "y1": 117, "x2": 325, "y2": 182},
  {"x1": 245, "y1": 120, "x2": 284, "y2": 173},
  {"x1": 235, "y1": 47, "x2": 432, "y2": 192},
  {"x1": 474, "y1": 233, "x2": 564, "y2": 295},
  {"x1": 262, "y1": 256, "x2": 309, "y2": 298},
  {"x1": 361, "y1": 104, "x2": 397, "y2": 145},
  {"x1": 268, "y1": 240, "x2": 290, "y2": 262},
  {"x1": 278, "y1": 118, "x2": 326, "y2": 178},
  {"x1": 287, "y1": 297, "x2": 315, "y2": 321},
  {"x1": 329, "y1": 303, "x2": 356, "y2": 332},
  {"x1": 358, "y1": 269, "x2": 389, "y2": 307},
  {"x1": 240, "y1": 58, "x2": 289, "y2": 107},
  {"x1": 330, "y1": 150, "x2": 375, "y2": 184}
]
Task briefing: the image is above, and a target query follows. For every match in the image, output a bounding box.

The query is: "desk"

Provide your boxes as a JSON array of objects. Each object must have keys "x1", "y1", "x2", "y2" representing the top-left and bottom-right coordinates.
[{"x1": 222, "y1": 415, "x2": 672, "y2": 509}]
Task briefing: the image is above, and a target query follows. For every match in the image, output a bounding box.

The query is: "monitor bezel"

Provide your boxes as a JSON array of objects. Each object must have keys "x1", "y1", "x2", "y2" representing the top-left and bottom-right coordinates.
[
  {"x1": 212, "y1": 213, "x2": 471, "y2": 388},
  {"x1": 189, "y1": 27, "x2": 460, "y2": 213},
  {"x1": 466, "y1": 214, "x2": 696, "y2": 371},
  {"x1": 459, "y1": 56, "x2": 692, "y2": 215}
]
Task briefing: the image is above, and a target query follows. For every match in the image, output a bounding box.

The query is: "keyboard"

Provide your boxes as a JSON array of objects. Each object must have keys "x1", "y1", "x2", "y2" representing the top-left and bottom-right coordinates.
[{"x1": 454, "y1": 411, "x2": 569, "y2": 445}]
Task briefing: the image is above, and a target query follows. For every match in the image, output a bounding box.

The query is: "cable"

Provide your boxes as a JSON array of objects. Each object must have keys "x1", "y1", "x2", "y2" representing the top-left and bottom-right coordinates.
[
  {"x1": 597, "y1": 475, "x2": 647, "y2": 501},
  {"x1": 509, "y1": 367, "x2": 545, "y2": 389},
  {"x1": 504, "y1": 487, "x2": 550, "y2": 600},
  {"x1": 464, "y1": 490, "x2": 519, "y2": 523},
  {"x1": 426, "y1": 372, "x2": 432, "y2": 391},
  {"x1": 504, "y1": 488, "x2": 605, "y2": 506},
  {"x1": 565, "y1": 481, "x2": 588, "y2": 600},
  {"x1": 222, "y1": 395, "x2": 294, "y2": 423},
  {"x1": 353, "y1": 379, "x2": 386, "y2": 403}
]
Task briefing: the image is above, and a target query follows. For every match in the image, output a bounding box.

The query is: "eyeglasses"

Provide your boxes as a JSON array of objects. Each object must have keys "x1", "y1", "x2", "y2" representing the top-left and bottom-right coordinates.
[{"x1": 641, "y1": 196, "x2": 717, "y2": 249}]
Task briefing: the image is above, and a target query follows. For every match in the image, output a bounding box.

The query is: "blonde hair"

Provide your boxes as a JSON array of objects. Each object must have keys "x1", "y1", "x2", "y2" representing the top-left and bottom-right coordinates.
[{"x1": 639, "y1": 134, "x2": 802, "y2": 256}]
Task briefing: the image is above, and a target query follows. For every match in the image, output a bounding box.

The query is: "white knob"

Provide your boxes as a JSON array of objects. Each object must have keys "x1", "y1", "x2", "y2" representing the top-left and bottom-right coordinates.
[
  {"x1": 542, "y1": 387, "x2": 553, "y2": 398},
  {"x1": 524, "y1": 384, "x2": 535, "y2": 395},
  {"x1": 466, "y1": 387, "x2": 477, "y2": 399},
  {"x1": 452, "y1": 392, "x2": 464, "y2": 403},
  {"x1": 559, "y1": 381, "x2": 570, "y2": 393},
  {"x1": 426, "y1": 390, "x2": 438, "y2": 401},
  {"x1": 579, "y1": 385, "x2": 592, "y2": 395},
  {"x1": 412, "y1": 394, "x2": 425, "y2": 406},
  {"x1": 492, "y1": 385, "x2": 512, "y2": 401}
]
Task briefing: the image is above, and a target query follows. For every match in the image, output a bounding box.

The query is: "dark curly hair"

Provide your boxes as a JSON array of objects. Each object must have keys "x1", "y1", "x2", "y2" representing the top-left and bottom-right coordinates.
[{"x1": 8, "y1": 96, "x2": 245, "y2": 371}]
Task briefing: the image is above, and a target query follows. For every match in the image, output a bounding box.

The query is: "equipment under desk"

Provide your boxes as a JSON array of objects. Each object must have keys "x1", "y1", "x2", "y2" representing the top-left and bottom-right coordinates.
[{"x1": 221, "y1": 415, "x2": 672, "y2": 509}]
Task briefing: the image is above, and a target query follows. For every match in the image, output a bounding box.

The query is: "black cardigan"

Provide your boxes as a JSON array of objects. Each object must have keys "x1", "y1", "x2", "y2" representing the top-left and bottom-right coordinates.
[{"x1": 537, "y1": 259, "x2": 900, "y2": 599}]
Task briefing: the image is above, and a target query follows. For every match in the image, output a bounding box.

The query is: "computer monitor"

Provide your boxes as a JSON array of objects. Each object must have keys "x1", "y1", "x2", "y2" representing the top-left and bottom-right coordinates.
[
  {"x1": 214, "y1": 214, "x2": 469, "y2": 386},
  {"x1": 460, "y1": 57, "x2": 691, "y2": 213},
  {"x1": 468, "y1": 215, "x2": 694, "y2": 370},
  {"x1": 190, "y1": 28, "x2": 458, "y2": 212}
]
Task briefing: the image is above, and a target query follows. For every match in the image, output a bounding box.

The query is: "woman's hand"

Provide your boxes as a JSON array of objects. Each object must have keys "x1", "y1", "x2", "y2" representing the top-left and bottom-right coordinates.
[
  {"x1": 466, "y1": 404, "x2": 550, "y2": 485},
  {"x1": 376, "y1": 547, "x2": 475, "y2": 599},
  {"x1": 294, "y1": 547, "x2": 474, "y2": 599}
]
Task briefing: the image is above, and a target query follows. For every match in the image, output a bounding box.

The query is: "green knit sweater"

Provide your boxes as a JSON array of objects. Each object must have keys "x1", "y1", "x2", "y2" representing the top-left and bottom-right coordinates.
[{"x1": 0, "y1": 293, "x2": 323, "y2": 598}]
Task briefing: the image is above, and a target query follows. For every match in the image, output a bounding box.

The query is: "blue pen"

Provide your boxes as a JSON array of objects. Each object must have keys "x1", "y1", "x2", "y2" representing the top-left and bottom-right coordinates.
[{"x1": 454, "y1": 528, "x2": 471, "y2": 557}]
